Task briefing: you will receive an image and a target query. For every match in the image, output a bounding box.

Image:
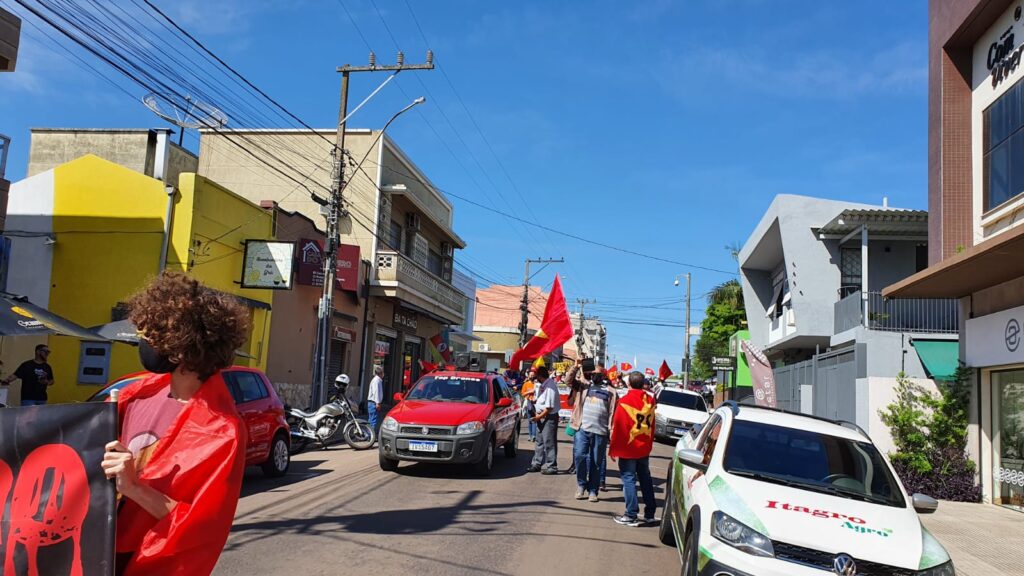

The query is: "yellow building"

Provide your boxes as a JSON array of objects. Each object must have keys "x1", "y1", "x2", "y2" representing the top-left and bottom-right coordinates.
[{"x1": 5, "y1": 153, "x2": 273, "y2": 404}]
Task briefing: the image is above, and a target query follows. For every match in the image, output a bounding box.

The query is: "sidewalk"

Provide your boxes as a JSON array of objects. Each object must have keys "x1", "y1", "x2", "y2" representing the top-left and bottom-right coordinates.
[{"x1": 920, "y1": 500, "x2": 1023, "y2": 575}]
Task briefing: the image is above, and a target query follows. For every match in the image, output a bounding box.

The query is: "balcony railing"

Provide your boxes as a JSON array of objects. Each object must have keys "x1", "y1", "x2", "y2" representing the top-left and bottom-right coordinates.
[
  {"x1": 375, "y1": 250, "x2": 467, "y2": 324},
  {"x1": 834, "y1": 291, "x2": 958, "y2": 335}
]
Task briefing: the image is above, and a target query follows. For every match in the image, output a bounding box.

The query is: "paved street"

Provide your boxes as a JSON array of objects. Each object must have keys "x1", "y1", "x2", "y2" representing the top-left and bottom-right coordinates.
[{"x1": 215, "y1": 430, "x2": 680, "y2": 576}]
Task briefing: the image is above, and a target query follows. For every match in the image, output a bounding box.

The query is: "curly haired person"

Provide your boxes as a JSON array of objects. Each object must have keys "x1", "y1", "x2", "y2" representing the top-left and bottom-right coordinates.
[{"x1": 101, "y1": 273, "x2": 250, "y2": 576}]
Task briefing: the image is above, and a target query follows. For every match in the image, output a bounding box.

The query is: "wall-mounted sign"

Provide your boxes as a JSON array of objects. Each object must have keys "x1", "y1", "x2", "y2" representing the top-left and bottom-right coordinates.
[
  {"x1": 294, "y1": 238, "x2": 359, "y2": 293},
  {"x1": 394, "y1": 309, "x2": 418, "y2": 331},
  {"x1": 966, "y1": 303, "x2": 1024, "y2": 367},
  {"x1": 242, "y1": 240, "x2": 294, "y2": 289},
  {"x1": 712, "y1": 356, "x2": 736, "y2": 370},
  {"x1": 332, "y1": 326, "x2": 355, "y2": 342}
]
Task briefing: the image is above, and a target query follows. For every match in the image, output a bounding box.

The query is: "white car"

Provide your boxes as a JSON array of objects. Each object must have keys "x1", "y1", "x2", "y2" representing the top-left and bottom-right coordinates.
[
  {"x1": 655, "y1": 388, "x2": 710, "y2": 441},
  {"x1": 660, "y1": 401, "x2": 954, "y2": 576}
]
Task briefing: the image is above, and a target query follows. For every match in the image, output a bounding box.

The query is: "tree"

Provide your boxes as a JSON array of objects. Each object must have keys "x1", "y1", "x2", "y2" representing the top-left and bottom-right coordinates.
[{"x1": 691, "y1": 280, "x2": 746, "y2": 380}]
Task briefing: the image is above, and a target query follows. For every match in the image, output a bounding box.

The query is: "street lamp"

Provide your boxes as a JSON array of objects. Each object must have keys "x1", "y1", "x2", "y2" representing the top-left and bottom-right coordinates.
[
  {"x1": 311, "y1": 96, "x2": 426, "y2": 407},
  {"x1": 673, "y1": 273, "x2": 691, "y2": 387}
]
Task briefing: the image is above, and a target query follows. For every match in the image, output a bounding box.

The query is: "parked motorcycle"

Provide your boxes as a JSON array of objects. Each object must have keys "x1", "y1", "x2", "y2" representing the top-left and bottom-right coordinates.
[{"x1": 286, "y1": 374, "x2": 375, "y2": 453}]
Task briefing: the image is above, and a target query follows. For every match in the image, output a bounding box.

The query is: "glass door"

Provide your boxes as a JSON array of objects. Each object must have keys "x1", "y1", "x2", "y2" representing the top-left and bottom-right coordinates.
[
  {"x1": 403, "y1": 340, "x2": 422, "y2": 393},
  {"x1": 993, "y1": 370, "x2": 1024, "y2": 512}
]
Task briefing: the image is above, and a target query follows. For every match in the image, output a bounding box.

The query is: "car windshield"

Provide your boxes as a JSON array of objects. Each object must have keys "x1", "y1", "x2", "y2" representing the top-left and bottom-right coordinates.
[
  {"x1": 89, "y1": 377, "x2": 142, "y2": 402},
  {"x1": 405, "y1": 376, "x2": 489, "y2": 404},
  {"x1": 658, "y1": 390, "x2": 706, "y2": 411},
  {"x1": 724, "y1": 420, "x2": 906, "y2": 508}
]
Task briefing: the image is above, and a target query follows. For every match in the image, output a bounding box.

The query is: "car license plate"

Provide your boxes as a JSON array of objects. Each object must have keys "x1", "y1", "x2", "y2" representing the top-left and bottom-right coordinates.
[
  {"x1": 408, "y1": 440, "x2": 438, "y2": 453},
  {"x1": 673, "y1": 428, "x2": 688, "y2": 436}
]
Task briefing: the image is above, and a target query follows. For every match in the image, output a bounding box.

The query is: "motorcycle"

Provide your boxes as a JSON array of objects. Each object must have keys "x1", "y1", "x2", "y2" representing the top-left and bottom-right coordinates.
[{"x1": 286, "y1": 374, "x2": 375, "y2": 453}]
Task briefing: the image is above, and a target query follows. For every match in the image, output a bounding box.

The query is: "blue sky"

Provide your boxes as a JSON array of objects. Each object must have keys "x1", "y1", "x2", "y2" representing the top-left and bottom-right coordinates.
[{"x1": 0, "y1": 0, "x2": 928, "y2": 373}]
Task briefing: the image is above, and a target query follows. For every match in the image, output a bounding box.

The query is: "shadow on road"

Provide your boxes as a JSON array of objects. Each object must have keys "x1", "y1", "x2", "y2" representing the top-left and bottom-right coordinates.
[{"x1": 240, "y1": 458, "x2": 331, "y2": 497}]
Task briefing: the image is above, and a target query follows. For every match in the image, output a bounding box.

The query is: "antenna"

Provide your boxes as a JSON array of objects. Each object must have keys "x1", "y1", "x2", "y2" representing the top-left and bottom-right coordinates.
[{"x1": 142, "y1": 92, "x2": 229, "y2": 145}]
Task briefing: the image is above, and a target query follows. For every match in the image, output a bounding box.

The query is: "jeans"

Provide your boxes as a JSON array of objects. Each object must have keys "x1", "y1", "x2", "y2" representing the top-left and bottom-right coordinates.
[
  {"x1": 20, "y1": 399, "x2": 46, "y2": 406},
  {"x1": 619, "y1": 457, "x2": 655, "y2": 520},
  {"x1": 531, "y1": 416, "x2": 558, "y2": 470},
  {"x1": 525, "y1": 401, "x2": 537, "y2": 439},
  {"x1": 528, "y1": 419, "x2": 537, "y2": 439},
  {"x1": 599, "y1": 444, "x2": 608, "y2": 485},
  {"x1": 367, "y1": 401, "x2": 379, "y2": 432},
  {"x1": 573, "y1": 430, "x2": 608, "y2": 494}
]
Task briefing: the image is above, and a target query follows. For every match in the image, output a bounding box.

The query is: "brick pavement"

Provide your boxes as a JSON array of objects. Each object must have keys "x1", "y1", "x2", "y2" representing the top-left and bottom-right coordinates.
[{"x1": 920, "y1": 500, "x2": 1023, "y2": 575}]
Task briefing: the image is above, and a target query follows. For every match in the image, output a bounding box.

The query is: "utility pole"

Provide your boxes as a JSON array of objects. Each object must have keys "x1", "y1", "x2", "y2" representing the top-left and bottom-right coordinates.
[
  {"x1": 311, "y1": 51, "x2": 434, "y2": 407},
  {"x1": 683, "y1": 273, "x2": 692, "y2": 387},
  {"x1": 518, "y1": 257, "x2": 564, "y2": 351},
  {"x1": 575, "y1": 298, "x2": 596, "y2": 358}
]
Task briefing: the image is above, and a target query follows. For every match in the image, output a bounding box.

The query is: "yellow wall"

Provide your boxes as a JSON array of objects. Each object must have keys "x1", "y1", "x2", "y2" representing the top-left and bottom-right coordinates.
[{"x1": 24, "y1": 157, "x2": 275, "y2": 402}]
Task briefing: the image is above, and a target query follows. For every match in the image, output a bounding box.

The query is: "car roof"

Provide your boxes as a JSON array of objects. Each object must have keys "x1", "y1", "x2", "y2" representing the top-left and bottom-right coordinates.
[
  {"x1": 724, "y1": 404, "x2": 868, "y2": 442},
  {"x1": 659, "y1": 388, "x2": 702, "y2": 397},
  {"x1": 424, "y1": 371, "x2": 492, "y2": 379}
]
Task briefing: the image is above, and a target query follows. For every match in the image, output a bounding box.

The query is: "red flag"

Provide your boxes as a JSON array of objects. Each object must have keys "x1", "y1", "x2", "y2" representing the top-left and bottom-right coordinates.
[
  {"x1": 659, "y1": 360, "x2": 672, "y2": 381},
  {"x1": 419, "y1": 359, "x2": 438, "y2": 374},
  {"x1": 509, "y1": 275, "x2": 574, "y2": 369},
  {"x1": 608, "y1": 363, "x2": 618, "y2": 373},
  {"x1": 610, "y1": 388, "x2": 656, "y2": 459},
  {"x1": 644, "y1": 367, "x2": 655, "y2": 376},
  {"x1": 115, "y1": 372, "x2": 246, "y2": 575},
  {"x1": 620, "y1": 362, "x2": 633, "y2": 371}
]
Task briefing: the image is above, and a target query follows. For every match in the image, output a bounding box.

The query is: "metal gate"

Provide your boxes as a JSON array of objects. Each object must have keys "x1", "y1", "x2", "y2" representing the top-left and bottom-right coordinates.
[
  {"x1": 773, "y1": 359, "x2": 813, "y2": 413},
  {"x1": 812, "y1": 346, "x2": 862, "y2": 422}
]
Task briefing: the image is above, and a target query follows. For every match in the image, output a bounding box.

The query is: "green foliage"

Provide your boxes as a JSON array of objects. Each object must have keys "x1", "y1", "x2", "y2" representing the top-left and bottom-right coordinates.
[
  {"x1": 692, "y1": 280, "x2": 746, "y2": 380},
  {"x1": 879, "y1": 368, "x2": 980, "y2": 500}
]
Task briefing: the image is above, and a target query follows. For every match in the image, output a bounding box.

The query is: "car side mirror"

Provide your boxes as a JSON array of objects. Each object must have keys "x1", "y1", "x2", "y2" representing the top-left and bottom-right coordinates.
[
  {"x1": 676, "y1": 447, "x2": 707, "y2": 471},
  {"x1": 912, "y1": 493, "x2": 938, "y2": 514},
  {"x1": 393, "y1": 392, "x2": 404, "y2": 403},
  {"x1": 496, "y1": 397, "x2": 512, "y2": 408}
]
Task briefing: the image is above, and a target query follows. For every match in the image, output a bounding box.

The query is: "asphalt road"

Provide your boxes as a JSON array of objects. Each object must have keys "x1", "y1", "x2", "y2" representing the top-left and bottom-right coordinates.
[{"x1": 214, "y1": 429, "x2": 682, "y2": 576}]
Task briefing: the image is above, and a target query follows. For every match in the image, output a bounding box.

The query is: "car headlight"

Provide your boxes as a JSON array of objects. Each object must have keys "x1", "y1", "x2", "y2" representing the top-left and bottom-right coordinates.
[
  {"x1": 710, "y1": 511, "x2": 774, "y2": 558},
  {"x1": 456, "y1": 421, "x2": 485, "y2": 435},
  {"x1": 655, "y1": 413, "x2": 666, "y2": 423},
  {"x1": 382, "y1": 417, "x2": 398, "y2": 432},
  {"x1": 918, "y1": 561, "x2": 955, "y2": 576}
]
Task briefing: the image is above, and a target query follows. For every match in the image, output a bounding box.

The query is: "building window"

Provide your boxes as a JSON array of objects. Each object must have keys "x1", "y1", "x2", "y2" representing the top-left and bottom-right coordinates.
[
  {"x1": 388, "y1": 221, "x2": 403, "y2": 251},
  {"x1": 984, "y1": 77, "x2": 1024, "y2": 212},
  {"x1": 413, "y1": 234, "x2": 429, "y2": 267},
  {"x1": 840, "y1": 247, "x2": 861, "y2": 297},
  {"x1": 427, "y1": 249, "x2": 442, "y2": 277}
]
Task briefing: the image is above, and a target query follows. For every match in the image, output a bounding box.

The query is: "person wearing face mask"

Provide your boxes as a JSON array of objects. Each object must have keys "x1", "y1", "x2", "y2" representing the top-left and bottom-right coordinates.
[{"x1": 101, "y1": 272, "x2": 250, "y2": 576}]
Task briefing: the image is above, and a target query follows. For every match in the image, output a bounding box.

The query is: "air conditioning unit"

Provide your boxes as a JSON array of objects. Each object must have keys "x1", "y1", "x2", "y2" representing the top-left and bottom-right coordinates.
[
  {"x1": 441, "y1": 242, "x2": 453, "y2": 257},
  {"x1": 477, "y1": 342, "x2": 490, "y2": 352},
  {"x1": 405, "y1": 212, "x2": 421, "y2": 231}
]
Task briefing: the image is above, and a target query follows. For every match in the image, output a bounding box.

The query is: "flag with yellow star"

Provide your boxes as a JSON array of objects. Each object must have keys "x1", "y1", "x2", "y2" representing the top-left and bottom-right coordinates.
[{"x1": 610, "y1": 389, "x2": 656, "y2": 459}]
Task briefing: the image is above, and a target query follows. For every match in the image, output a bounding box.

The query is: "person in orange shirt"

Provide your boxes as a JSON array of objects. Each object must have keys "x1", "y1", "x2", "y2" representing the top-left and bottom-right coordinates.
[{"x1": 520, "y1": 373, "x2": 537, "y2": 442}]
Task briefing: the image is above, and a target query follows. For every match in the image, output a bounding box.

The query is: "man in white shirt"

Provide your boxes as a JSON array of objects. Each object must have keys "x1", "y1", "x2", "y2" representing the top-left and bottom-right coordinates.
[
  {"x1": 527, "y1": 366, "x2": 560, "y2": 475},
  {"x1": 367, "y1": 365, "x2": 384, "y2": 432}
]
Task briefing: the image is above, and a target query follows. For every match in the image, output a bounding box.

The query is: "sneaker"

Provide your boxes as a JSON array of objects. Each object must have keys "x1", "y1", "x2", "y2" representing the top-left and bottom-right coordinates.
[
  {"x1": 599, "y1": 483, "x2": 607, "y2": 492},
  {"x1": 643, "y1": 516, "x2": 657, "y2": 524},
  {"x1": 589, "y1": 493, "x2": 599, "y2": 503},
  {"x1": 613, "y1": 515, "x2": 640, "y2": 527},
  {"x1": 541, "y1": 468, "x2": 559, "y2": 475},
  {"x1": 575, "y1": 487, "x2": 587, "y2": 500},
  {"x1": 526, "y1": 466, "x2": 541, "y2": 473}
]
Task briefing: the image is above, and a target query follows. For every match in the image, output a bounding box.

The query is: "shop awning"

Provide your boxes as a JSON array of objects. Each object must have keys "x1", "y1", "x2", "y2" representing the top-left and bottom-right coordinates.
[
  {"x1": 911, "y1": 339, "x2": 959, "y2": 381},
  {"x1": 883, "y1": 222, "x2": 1024, "y2": 299}
]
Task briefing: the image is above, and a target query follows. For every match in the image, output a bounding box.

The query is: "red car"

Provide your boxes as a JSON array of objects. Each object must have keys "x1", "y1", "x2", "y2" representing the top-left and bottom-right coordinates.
[
  {"x1": 88, "y1": 366, "x2": 291, "y2": 477},
  {"x1": 378, "y1": 371, "x2": 521, "y2": 475}
]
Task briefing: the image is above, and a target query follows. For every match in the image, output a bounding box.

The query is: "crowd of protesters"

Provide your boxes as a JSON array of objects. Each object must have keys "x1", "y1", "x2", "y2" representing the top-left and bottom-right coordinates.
[{"x1": 507, "y1": 358, "x2": 658, "y2": 527}]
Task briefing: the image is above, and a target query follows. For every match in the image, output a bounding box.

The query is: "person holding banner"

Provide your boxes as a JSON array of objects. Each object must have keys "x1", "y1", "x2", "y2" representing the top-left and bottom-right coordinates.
[{"x1": 101, "y1": 272, "x2": 250, "y2": 576}]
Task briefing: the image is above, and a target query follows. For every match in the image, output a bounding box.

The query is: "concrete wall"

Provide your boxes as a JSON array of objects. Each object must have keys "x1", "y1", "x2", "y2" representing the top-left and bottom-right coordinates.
[
  {"x1": 27, "y1": 129, "x2": 198, "y2": 185},
  {"x1": 859, "y1": 376, "x2": 941, "y2": 456},
  {"x1": 866, "y1": 240, "x2": 923, "y2": 293}
]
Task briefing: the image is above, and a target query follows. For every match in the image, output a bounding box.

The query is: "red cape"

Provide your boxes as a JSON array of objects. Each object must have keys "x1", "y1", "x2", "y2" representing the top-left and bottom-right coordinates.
[
  {"x1": 609, "y1": 389, "x2": 656, "y2": 460},
  {"x1": 116, "y1": 371, "x2": 246, "y2": 576}
]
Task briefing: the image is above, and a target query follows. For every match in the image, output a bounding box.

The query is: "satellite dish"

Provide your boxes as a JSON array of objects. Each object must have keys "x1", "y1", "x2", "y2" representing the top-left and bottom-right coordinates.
[{"x1": 142, "y1": 92, "x2": 228, "y2": 143}]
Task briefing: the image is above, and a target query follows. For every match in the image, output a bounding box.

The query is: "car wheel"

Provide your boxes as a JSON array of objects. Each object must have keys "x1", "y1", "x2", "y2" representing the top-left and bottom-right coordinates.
[
  {"x1": 261, "y1": 433, "x2": 291, "y2": 478},
  {"x1": 659, "y1": 469, "x2": 676, "y2": 546},
  {"x1": 504, "y1": 424, "x2": 519, "y2": 458},
  {"x1": 379, "y1": 452, "x2": 399, "y2": 472},
  {"x1": 474, "y1": 436, "x2": 495, "y2": 476},
  {"x1": 682, "y1": 526, "x2": 699, "y2": 576}
]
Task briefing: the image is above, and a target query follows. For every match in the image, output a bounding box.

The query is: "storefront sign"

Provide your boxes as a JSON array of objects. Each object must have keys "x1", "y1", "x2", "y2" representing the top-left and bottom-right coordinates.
[
  {"x1": 332, "y1": 326, "x2": 355, "y2": 342},
  {"x1": 965, "y1": 303, "x2": 1024, "y2": 366},
  {"x1": 394, "y1": 309, "x2": 418, "y2": 331},
  {"x1": 295, "y1": 239, "x2": 360, "y2": 293},
  {"x1": 712, "y1": 356, "x2": 736, "y2": 370},
  {"x1": 242, "y1": 240, "x2": 295, "y2": 289}
]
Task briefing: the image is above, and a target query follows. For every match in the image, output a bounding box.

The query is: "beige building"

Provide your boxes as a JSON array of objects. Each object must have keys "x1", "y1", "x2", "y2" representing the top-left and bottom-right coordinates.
[{"x1": 199, "y1": 129, "x2": 468, "y2": 406}]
